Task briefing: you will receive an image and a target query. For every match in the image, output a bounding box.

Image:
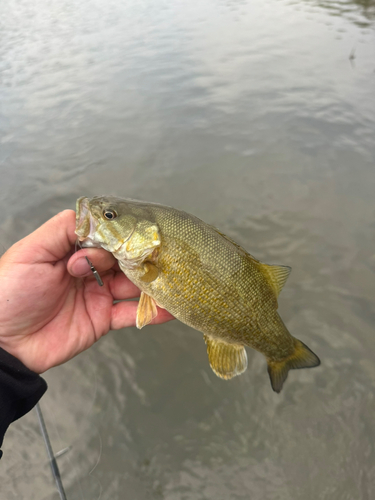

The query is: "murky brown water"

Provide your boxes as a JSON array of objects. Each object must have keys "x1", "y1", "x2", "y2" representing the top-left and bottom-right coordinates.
[{"x1": 1, "y1": 0, "x2": 375, "y2": 498}]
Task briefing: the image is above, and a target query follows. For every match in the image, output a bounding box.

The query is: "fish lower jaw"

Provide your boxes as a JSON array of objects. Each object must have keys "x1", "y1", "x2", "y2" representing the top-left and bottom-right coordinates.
[{"x1": 80, "y1": 236, "x2": 124, "y2": 253}]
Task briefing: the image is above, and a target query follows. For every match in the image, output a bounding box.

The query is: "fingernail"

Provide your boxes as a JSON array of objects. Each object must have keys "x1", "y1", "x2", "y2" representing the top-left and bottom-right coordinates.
[{"x1": 71, "y1": 257, "x2": 91, "y2": 276}]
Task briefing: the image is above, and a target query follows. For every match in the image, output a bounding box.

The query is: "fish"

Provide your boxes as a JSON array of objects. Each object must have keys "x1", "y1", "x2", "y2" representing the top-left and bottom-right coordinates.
[{"x1": 75, "y1": 196, "x2": 320, "y2": 393}]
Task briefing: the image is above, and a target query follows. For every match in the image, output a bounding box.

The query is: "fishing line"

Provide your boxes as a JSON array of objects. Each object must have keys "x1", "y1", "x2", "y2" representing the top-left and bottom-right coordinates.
[
  {"x1": 35, "y1": 245, "x2": 103, "y2": 499},
  {"x1": 75, "y1": 239, "x2": 82, "y2": 253},
  {"x1": 35, "y1": 402, "x2": 68, "y2": 500}
]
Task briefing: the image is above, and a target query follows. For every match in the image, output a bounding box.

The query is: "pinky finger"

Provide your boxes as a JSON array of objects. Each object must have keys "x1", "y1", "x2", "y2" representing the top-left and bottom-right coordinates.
[{"x1": 110, "y1": 301, "x2": 175, "y2": 331}]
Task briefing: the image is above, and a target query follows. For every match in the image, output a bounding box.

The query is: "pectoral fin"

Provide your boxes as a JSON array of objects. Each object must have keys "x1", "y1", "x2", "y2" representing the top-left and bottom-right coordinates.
[
  {"x1": 139, "y1": 262, "x2": 159, "y2": 283},
  {"x1": 204, "y1": 336, "x2": 248, "y2": 379},
  {"x1": 136, "y1": 292, "x2": 158, "y2": 329}
]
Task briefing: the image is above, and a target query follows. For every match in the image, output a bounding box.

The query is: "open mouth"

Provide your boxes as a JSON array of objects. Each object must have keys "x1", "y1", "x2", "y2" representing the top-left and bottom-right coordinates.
[
  {"x1": 75, "y1": 197, "x2": 99, "y2": 244},
  {"x1": 75, "y1": 196, "x2": 131, "y2": 254},
  {"x1": 75, "y1": 197, "x2": 90, "y2": 240}
]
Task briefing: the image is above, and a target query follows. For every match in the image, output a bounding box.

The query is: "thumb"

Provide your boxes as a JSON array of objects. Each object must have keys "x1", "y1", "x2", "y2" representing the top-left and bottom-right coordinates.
[
  {"x1": 6, "y1": 210, "x2": 77, "y2": 265},
  {"x1": 67, "y1": 248, "x2": 117, "y2": 277}
]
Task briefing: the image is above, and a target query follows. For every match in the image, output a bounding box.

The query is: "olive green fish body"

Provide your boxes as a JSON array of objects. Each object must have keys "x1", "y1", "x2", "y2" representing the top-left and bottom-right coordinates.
[
  {"x1": 122, "y1": 210, "x2": 291, "y2": 358},
  {"x1": 76, "y1": 196, "x2": 320, "y2": 392}
]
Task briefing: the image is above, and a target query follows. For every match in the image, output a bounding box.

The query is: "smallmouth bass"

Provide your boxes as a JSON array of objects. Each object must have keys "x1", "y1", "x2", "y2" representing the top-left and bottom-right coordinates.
[{"x1": 76, "y1": 196, "x2": 320, "y2": 393}]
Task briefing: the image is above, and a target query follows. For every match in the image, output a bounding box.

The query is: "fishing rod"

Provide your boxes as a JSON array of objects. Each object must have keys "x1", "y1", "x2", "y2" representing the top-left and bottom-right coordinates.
[
  {"x1": 36, "y1": 402, "x2": 68, "y2": 500},
  {"x1": 35, "y1": 257, "x2": 103, "y2": 500}
]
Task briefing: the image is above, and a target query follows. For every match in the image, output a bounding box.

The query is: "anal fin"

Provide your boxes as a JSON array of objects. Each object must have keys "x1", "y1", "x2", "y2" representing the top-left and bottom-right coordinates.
[
  {"x1": 204, "y1": 335, "x2": 248, "y2": 380},
  {"x1": 136, "y1": 292, "x2": 158, "y2": 329}
]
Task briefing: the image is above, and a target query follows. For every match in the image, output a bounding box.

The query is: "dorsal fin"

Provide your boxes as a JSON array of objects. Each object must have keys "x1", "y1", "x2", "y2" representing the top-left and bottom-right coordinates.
[
  {"x1": 257, "y1": 263, "x2": 291, "y2": 298},
  {"x1": 210, "y1": 225, "x2": 291, "y2": 298},
  {"x1": 209, "y1": 226, "x2": 250, "y2": 257}
]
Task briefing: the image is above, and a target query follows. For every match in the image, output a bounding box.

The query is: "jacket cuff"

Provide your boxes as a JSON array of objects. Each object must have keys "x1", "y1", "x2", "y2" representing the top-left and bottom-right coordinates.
[{"x1": 0, "y1": 347, "x2": 47, "y2": 459}]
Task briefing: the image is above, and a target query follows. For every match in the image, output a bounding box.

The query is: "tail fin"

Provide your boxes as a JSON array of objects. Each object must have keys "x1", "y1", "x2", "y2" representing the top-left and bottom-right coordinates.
[{"x1": 267, "y1": 339, "x2": 320, "y2": 393}]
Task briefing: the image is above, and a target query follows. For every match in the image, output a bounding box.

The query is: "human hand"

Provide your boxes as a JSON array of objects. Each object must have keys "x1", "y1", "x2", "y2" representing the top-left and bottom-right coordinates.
[{"x1": 0, "y1": 210, "x2": 174, "y2": 373}]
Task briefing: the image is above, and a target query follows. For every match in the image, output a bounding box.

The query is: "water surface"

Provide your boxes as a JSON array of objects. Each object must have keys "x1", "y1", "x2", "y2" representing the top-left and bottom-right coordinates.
[{"x1": 1, "y1": 0, "x2": 375, "y2": 499}]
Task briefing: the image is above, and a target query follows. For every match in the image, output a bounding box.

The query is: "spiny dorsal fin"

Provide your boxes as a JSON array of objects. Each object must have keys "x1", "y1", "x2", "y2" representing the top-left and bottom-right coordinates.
[
  {"x1": 210, "y1": 226, "x2": 250, "y2": 257},
  {"x1": 204, "y1": 335, "x2": 248, "y2": 380},
  {"x1": 210, "y1": 224, "x2": 291, "y2": 298},
  {"x1": 257, "y1": 263, "x2": 291, "y2": 298}
]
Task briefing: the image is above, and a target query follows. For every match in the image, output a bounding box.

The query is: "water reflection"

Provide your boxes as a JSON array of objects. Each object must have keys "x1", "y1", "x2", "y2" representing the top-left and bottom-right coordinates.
[{"x1": 307, "y1": 0, "x2": 375, "y2": 26}]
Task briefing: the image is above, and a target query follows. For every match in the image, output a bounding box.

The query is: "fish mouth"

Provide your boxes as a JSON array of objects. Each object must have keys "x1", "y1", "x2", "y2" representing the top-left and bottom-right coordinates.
[
  {"x1": 75, "y1": 197, "x2": 98, "y2": 243},
  {"x1": 75, "y1": 196, "x2": 134, "y2": 254}
]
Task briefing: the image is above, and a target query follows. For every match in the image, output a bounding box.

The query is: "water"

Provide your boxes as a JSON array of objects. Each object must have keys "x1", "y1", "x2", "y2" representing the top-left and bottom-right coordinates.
[{"x1": 0, "y1": 0, "x2": 374, "y2": 498}]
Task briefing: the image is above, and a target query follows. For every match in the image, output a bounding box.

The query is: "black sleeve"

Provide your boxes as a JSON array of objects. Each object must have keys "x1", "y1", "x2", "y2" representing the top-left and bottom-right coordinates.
[{"x1": 0, "y1": 347, "x2": 47, "y2": 459}]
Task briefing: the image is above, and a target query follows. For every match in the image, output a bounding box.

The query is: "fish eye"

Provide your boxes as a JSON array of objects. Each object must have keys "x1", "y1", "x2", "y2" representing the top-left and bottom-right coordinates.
[{"x1": 103, "y1": 209, "x2": 117, "y2": 220}]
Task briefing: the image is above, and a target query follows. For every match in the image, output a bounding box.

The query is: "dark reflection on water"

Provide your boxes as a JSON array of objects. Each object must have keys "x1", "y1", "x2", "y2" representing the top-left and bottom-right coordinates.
[
  {"x1": 307, "y1": 0, "x2": 375, "y2": 26},
  {"x1": 0, "y1": 0, "x2": 375, "y2": 499}
]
